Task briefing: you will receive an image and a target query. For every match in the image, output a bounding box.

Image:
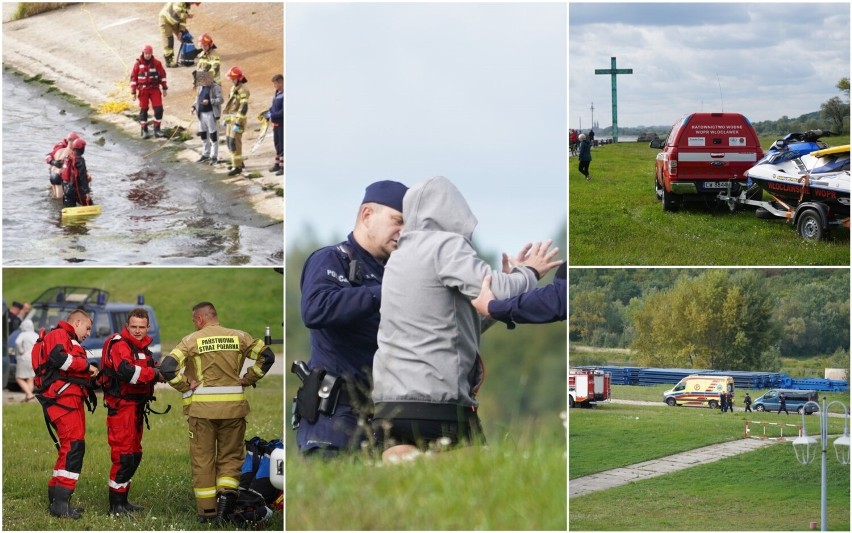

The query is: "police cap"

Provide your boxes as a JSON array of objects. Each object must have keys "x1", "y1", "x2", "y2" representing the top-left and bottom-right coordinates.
[{"x1": 362, "y1": 180, "x2": 407, "y2": 213}]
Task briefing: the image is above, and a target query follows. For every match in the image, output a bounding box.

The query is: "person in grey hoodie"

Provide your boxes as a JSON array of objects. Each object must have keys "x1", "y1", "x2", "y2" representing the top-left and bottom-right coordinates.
[{"x1": 371, "y1": 176, "x2": 562, "y2": 463}]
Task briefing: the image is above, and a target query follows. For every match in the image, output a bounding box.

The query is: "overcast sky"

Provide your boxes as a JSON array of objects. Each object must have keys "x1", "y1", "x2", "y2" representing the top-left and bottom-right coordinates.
[
  {"x1": 569, "y1": 3, "x2": 850, "y2": 131},
  {"x1": 286, "y1": 3, "x2": 567, "y2": 259}
]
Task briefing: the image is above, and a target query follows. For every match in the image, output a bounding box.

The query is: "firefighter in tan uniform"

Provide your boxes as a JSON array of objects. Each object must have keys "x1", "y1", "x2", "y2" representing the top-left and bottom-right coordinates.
[
  {"x1": 222, "y1": 66, "x2": 250, "y2": 176},
  {"x1": 159, "y1": 2, "x2": 197, "y2": 67},
  {"x1": 159, "y1": 302, "x2": 275, "y2": 524}
]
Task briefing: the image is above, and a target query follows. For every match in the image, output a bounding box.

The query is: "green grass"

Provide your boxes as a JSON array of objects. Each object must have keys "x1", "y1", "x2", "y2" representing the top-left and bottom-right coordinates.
[
  {"x1": 2, "y1": 377, "x2": 283, "y2": 530},
  {"x1": 570, "y1": 443, "x2": 850, "y2": 531},
  {"x1": 13, "y1": 3, "x2": 70, "y2": 20},
  {"x1": 286, "y1": 421, "x2": 566, "y2": 530},
  {"x1": 569, "y1": 402, "x2": 849, "y2": 479},
  {"x1": 2, "y1": 268, "x2": 283, "y2": 349},
  {"x1": 569, "y1": 136, "x2": 850, "y2": 265}
]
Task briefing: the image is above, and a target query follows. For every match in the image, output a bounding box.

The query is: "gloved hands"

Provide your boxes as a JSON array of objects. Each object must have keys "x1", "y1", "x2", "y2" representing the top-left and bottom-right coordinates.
[
  {"x1": 232, "y1": 124, "x2": 241, "y2": 134},
  {"x1": 263, "y1": 111, "x2": 271, "y2": 121}
]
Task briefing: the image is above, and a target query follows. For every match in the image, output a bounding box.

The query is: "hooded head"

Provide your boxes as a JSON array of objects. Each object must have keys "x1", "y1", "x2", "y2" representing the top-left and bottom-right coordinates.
[
  {"x1": 20, "y1": 319, "x2": 34, "y2": 333},
  {"x1": 402, "y1": 176, "x2": 477, "y2": 241}
]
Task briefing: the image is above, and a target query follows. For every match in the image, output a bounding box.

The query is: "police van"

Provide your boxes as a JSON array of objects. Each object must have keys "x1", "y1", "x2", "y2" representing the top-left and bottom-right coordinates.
[
  {"x1": 651, "y1": 112, "x2": 763, "y2": 211},
  {"x1": 752, "y1": 389, "x2": 819, "y2": 415},
  {"x1": 4, "y1": 287, "x2": 160, "y2": 388},
  {"x1": 663, "y1": 375, "x2": 734, "y2": 409}
]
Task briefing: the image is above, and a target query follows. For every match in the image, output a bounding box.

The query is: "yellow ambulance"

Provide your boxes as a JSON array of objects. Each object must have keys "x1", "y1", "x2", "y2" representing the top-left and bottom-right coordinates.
[{"x1": 663, "y1": 375, "x2": 734, "y2": 409}]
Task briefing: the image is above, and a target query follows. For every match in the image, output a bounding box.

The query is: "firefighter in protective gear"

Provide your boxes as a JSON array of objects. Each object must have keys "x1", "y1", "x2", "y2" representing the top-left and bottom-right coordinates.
[
  {"x1": 131, "y1": 45, "x2": 168, "y2": 139},
  {"x1": 194, "y1": 33, "x2": 221, "y2": 85},
  {"x1": 159, "y1": 302, "x2": 275, "y2": 523},
  {"x1": 103, "y1": 308, "x2": 165, "y2": 516},
  {"x1": 222, "y1": 66, "x2": 250, "y2": 176},
  {"x1": 60, "y1": 138, "x2": 93, "y2": 207},
  {"x1": 32, "y1": 310, "x2": 99, "y2": 520},
  {"x1": 159, "y1": 2, "x2": 195, "y2": 67},
  {"x1": 266, "y1": 74, "x2": 284, "y2": 176},
  {"x1": 45, "y1": 132, "x2": 78, "y2": 198}
]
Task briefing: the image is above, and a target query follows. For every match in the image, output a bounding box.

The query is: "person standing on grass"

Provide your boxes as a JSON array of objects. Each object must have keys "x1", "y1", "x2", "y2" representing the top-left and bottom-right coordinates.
[
  {"x1": 578, "y1": 133, "x2": 592, "y2": 181},
  {"x1": 727, "y1": 393, "x2": 734, "y2": 412},
  {"x1": 744, "y1": 392, "x2": 752, "y2": 412},
  {"x1": 719, "y1": 391, "x2": 725, "y2": 413},
  {"x1": 159, "y1": 302, "x2": 275, "y2": 524},
  {"x1": 32, "y1": 310, "x2": 99, "y2": 519},
  {"x1": 778, "y1": 393, "x2": 789, "y2": 415},
  {"x1": 101, "y1": 308, "x2": 165, "y2": 516},
  {"x1": 14, "y1": 318, "x2": 38, "y2": 402}
]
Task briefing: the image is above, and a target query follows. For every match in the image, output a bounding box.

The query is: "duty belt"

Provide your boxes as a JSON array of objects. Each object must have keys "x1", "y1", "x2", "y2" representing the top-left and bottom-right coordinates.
[{"x1": 182, "y1": 385, "x2": 245, "y2": 405}]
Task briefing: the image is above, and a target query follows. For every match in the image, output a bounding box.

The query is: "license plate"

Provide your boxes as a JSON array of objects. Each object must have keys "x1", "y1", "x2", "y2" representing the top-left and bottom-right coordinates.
[{"x1": 702, "y1": 181, "x2": 729, "y2": 189}]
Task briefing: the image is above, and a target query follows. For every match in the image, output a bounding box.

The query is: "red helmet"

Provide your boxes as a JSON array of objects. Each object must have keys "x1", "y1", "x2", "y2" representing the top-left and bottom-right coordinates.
[
  {"x1": 71, "y1": 138, "x2": 86, "y2": 151},
  {"x1": 143, "y1": 45, "x2": 153, "y2": 55},
  {"x1": 226, "y1": 66, "x2": 243, "y2": 80},
  {"x1": 199, "y1": 33, "x2": 213, "y2": 47},
  {"x1": 67, "y1": 132, "x2": 79, "y2": 142}
]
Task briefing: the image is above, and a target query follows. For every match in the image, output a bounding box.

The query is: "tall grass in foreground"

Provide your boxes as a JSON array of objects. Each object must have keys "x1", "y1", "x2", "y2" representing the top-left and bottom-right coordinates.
[
  {"x1": 2, "y1": 378, "x2": 283, "y2": 531},
  {"x1": 286, "y1": 419, "x2": 566, "y2": 530},
  {"x1": 13, "y1": 3, "x2": 70, "y2": 20},
  {"x1": 570, "y1": 444, "x2": 850, "y2": 531},
  {"x1": 568, "y1": 136, "x2": 850, "y2": 265}
]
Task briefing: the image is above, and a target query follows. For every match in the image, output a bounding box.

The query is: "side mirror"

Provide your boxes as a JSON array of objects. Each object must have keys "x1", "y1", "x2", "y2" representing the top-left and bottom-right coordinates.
[{"x1": 649, "y1": 139, "x2": 663, "y2": 149}]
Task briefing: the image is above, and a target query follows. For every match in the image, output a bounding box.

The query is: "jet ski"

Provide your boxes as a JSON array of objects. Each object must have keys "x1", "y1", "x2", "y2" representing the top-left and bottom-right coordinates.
[
  {"x1": 744, "y1": 144, "x2": 850, "y2": 215},
  {"x1": 755, "y1": 129, "x2": 834, "y2": 166}
]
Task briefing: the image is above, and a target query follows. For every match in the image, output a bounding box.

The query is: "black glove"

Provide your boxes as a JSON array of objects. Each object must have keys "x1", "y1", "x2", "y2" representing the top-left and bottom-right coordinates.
[{"x1": 48, "y1": 345, "x2": 69, "y2": 368}]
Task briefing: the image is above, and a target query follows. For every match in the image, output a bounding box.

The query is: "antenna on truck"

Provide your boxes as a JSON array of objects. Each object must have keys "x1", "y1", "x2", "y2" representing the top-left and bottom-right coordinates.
[{"x1": 717, "y1": 73, "x2": 725, "y2": 112}]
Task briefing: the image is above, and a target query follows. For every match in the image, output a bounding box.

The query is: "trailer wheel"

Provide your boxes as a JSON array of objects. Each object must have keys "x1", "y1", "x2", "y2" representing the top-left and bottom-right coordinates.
[
  {"x1": 796, "y1": 209, "x2": 824, "y2": 241},
  {"x1": 755, "y1": 404, "x2": 765, "y2": 412},
  {"x1": 569, "y1": 396, "x2": 575, "y2": 408},
  {"x1": 665, "y1": 397, "x2": 677, "y2": 407},
  {"x1": 708, "y1": 400, "x2": 718, "y2": 409}
]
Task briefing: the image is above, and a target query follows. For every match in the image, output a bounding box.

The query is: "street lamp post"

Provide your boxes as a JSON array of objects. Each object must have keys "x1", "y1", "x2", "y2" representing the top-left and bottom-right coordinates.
[{"x1": 791, "y1": 397, "x2": 850, "y2": 531}]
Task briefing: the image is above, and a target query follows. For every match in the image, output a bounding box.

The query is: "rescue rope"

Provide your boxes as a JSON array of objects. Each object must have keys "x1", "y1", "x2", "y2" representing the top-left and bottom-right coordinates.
[
  {"x1": 80, "y1": 4, "x2": 129, "y2": 72},
  {"x1": 142, "y1": 108, "x2": 193, "y2": 158}
]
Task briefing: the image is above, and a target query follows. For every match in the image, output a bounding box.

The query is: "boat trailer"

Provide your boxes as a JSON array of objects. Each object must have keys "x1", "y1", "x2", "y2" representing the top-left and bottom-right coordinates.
[{"x1": 717, "y1": 182, "x2": 850, "y2": 242}]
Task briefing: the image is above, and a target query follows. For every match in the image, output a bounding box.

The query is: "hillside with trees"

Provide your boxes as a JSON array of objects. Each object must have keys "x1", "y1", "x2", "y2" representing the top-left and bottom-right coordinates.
[{"x1": 569, "y1": 269, "x2": 849, "y2": 374}]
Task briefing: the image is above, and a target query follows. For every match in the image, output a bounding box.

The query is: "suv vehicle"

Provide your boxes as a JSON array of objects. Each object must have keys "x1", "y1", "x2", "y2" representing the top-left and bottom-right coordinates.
[
  {"x1": 4, "y1": 287, "x2": 160, "y2": 388},
  {"x1": 651, "y1": 112, "x2": 763, "y2": 211}
]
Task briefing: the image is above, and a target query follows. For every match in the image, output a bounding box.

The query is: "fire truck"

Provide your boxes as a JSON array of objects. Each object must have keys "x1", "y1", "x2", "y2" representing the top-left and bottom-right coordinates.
[{"x1": 569, "y1": 369, "x2": 611, "y2": 408}]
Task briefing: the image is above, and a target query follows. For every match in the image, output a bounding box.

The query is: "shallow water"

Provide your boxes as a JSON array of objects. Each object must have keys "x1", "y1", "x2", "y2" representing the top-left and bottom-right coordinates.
[{"x1": 1, "y1": 72, "x2": 283, "y2": 265}]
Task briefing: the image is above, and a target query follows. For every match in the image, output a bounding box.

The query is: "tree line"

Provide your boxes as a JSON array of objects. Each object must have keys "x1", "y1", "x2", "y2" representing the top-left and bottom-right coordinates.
[{"x1": 569, "y1": 269, "x2": 849, "y2": 372}]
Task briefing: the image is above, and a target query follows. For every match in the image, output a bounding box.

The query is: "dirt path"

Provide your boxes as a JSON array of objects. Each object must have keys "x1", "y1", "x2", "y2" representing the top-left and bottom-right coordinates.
[{"x1": 2, "y1": 2, "x2": 283, "y2": 220}]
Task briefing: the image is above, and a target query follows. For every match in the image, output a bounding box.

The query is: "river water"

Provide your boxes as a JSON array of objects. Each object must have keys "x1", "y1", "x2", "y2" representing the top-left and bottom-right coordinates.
[{"x1": 2, "y1": 72, "x2": 283, "y2": 265}]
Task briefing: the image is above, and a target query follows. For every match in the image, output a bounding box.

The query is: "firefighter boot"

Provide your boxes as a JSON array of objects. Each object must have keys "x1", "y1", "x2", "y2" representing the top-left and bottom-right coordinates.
[
  {"x1": 49, "y1": 487, "x2": 82, "y2": 519},
  {"x1": 141, "y1": 125, "x2": 151, "y2": 139},
  {"x1": 49, "y1": 486, "x2": 85, "y2": 514},
  {"x1": 123, "y1": 487, "x2": 144, "y2": 513},
  {"x1": 153, "y1": 124, "x2": 165, "y2": 138},
  {"x1": 109, "y1": 490, "x2": 134, "y2": 516},
  {"x1": 213, "y1": 490, "x2": 237, "y2": 524},
  {"x1": 165, "y1": 53, "x2": 177, "y2": 68}
]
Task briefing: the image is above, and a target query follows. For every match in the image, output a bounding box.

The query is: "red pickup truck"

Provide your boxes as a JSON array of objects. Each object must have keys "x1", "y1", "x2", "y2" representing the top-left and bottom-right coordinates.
[{"x1": 651, "y1": 112, "x2": 764, "y2": 211}]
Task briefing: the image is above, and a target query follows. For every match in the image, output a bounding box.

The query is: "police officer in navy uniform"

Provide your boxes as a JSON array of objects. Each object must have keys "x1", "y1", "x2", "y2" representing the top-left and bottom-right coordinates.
[
  {"x1": 744, "y1": 392, "x2": 752, "y2": 412},
  {"x1": 471, "y1": 262, "x2": 566, "y2": 327},
  {"x1": 295, "y1": 180, "x2": 408, "y2": 457}
]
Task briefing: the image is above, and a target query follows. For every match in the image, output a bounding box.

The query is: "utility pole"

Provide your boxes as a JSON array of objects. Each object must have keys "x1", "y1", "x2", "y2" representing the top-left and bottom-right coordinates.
[{"x1": 595, "y1": 57, "x2": 633, "y2": 143}]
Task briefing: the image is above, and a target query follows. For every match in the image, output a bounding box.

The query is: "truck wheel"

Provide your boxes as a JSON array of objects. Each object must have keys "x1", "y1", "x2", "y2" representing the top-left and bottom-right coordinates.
[
  {"x1": 796, "y1": 209, "x2": 824, "y2": 241},
  {"x1": 755, "y1": 404, "x2": 765, "y2": 412},
  {"x1": 569, "y1": 396, "x2": 575, "y2": 408},
  {"x1": 661, "y1": 187, "x2": 680, "y2": 212},
  {"x1": 708, "y1": 400, "x2": 718, "y2": 409},
  {"x1": 665, "y1": 397, "x2": 677, "y2": 407}
]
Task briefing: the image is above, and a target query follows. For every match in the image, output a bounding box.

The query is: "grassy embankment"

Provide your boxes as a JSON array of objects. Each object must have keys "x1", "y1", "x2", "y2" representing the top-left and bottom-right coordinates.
[
  {"x1": 286, "y1": 419, "x2": 566, "y2": 530},
  {"x1": 570, "y1": 402, "x2": 850, "y2": 530},
  {"x1": 569, "y1": 135, "x2": 851, "y2": 265},
  {"x1": 2, "y1": 377, "x2": 283, "y2": 531}
]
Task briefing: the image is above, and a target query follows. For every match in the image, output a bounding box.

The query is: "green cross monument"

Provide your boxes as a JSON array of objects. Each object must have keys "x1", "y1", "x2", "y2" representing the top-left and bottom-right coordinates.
[{"x1": 595, "y1": 57, "x2": 633, "y2": 143}]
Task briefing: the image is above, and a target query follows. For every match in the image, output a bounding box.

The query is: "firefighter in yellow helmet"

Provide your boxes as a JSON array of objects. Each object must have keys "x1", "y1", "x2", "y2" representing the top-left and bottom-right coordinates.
[
  {"x1": 159, "y1": 301, "x2": 275, "y2": 524},
  {"x1": 222, "y1": 66, "x2": 250, "y2": 176},
  {"x1": 194, "y1": 33, "x2": 221, "y2": 85},
  {"x1": 159, "y1": 2, "x2": 199, "y2": 67}
]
